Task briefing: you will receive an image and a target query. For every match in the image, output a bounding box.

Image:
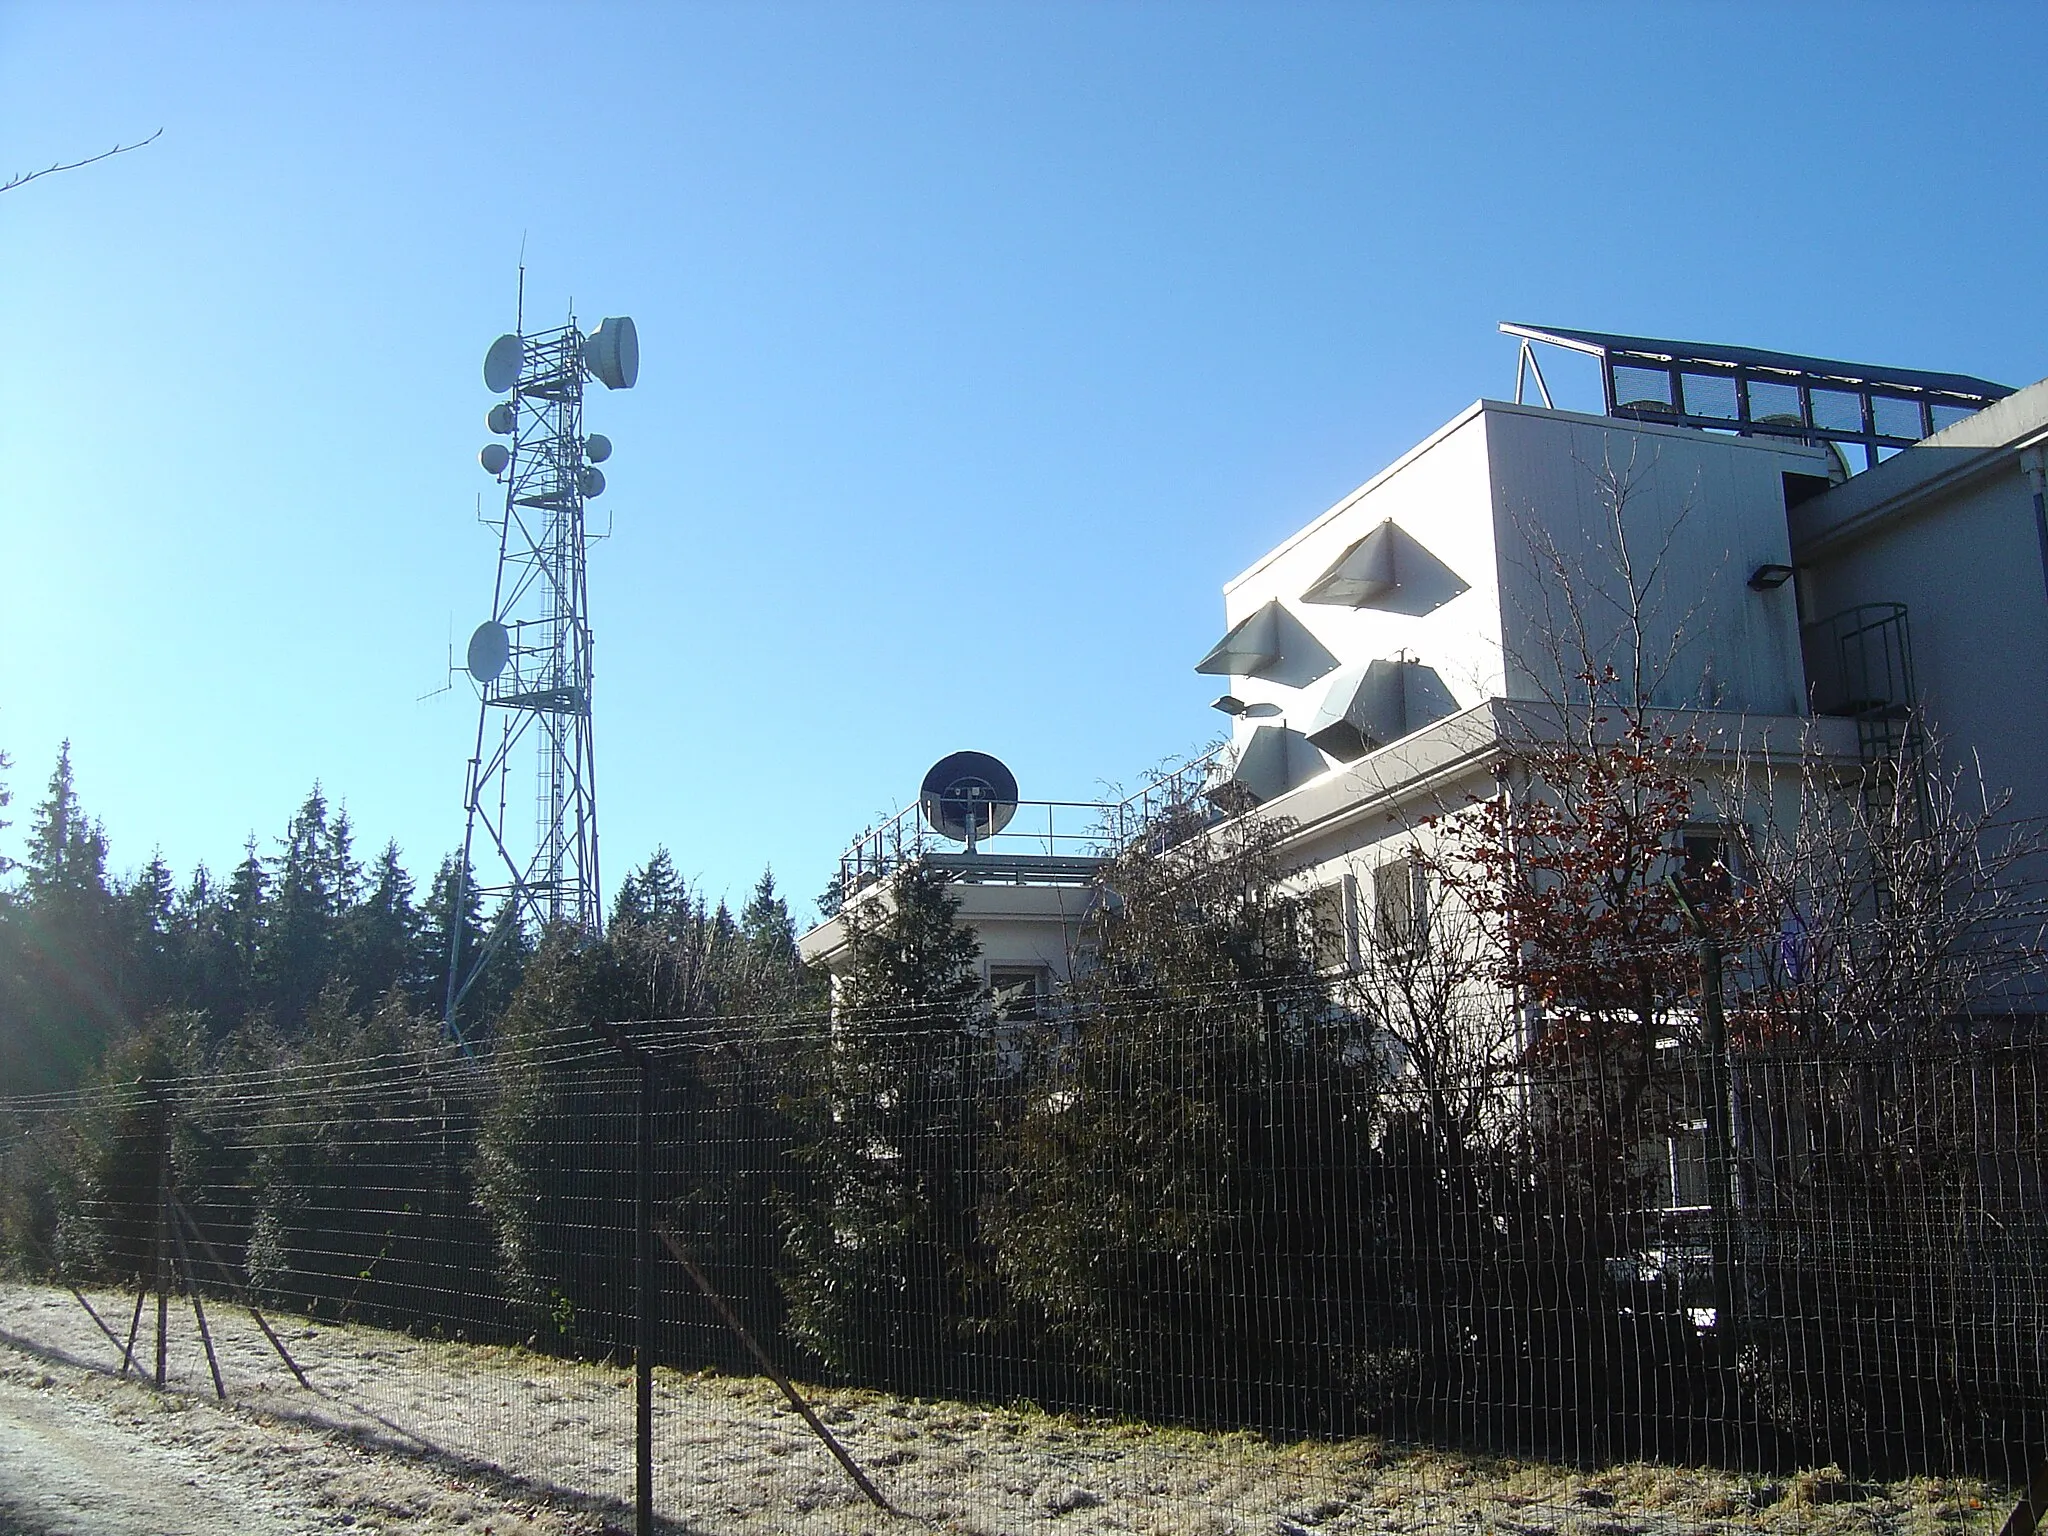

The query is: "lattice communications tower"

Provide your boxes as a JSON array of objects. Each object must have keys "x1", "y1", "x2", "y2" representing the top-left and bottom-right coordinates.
[{"x1": 445, "y1": 293, "x2": 639, "y2": 1032}]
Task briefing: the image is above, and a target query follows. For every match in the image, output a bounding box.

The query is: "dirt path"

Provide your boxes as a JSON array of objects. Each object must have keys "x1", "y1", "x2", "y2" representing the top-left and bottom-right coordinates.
[
  {"x1": 0, "y1": 1283, "x2": 2010, "y2": 1535},
  {"x1": 0, "y1": 1364, "x2": 308, "y2": 1536},
  {"x1": 0, "y1": 1288, "x2": 614, "y2": 1536}
]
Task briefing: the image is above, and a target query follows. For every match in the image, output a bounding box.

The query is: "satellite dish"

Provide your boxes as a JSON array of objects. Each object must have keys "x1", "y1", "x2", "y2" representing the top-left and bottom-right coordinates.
[
  {"x1": 580, "y1": 466, "x2": 605, "y2": 497},
  {"x1": 584, "y1": 433, "x2": 612, "y2": 463},
  {"x1": 466, "y1": 621, "x2": 510, "y2": 683},
  {"x1": 483, "y1": 334, "x2": 523, "y2": 394},
  {"x1": 919, "y1": 751, "x2": 1019, "y2": 843},
  {"x1": 479, "y1": 443, "x2": 510, "y2": 476},
  {"x1": 583, "y1": 316, "x2": 639, "y2": 390},
  {"x1": 487, "y1": 402, "x2": 517, "y2": 435}
]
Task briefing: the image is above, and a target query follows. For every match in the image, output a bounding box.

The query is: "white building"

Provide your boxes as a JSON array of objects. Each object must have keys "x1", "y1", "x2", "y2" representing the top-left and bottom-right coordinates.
[
  {"x1": 802, "y1": 325, "x2": 2041, "y2": 1001},
  {"x1": 1192, "y1": 325, "x2": 2034, "y2": 955},
  {"x1": 1790, "y1": 377, "x2": 2048, "y2": 834}
]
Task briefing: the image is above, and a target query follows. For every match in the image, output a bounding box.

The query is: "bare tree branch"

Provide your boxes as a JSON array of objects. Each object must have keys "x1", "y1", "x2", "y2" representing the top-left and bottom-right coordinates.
[{"x1": 2, "y1": 127, "x2": 162, "y2": 195}]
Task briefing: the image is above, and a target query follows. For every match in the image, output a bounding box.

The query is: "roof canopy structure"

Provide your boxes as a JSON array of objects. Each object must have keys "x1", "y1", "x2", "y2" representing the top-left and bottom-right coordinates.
[{"x1": 1502, "y1": 322, "x2": 2015, "y2": 470}]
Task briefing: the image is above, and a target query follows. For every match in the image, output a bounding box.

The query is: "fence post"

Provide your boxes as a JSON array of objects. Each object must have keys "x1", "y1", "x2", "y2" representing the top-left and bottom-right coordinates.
[
  {"x1": 1698, "y1": 935, "x2": 1738, "y2": 1348},
  {"x1": 635, "y1": 1056, "x2": 654, "y2": 1536},
  {"x1": 154, "y1": 1091, "x2": 171, "y2": 1389}
]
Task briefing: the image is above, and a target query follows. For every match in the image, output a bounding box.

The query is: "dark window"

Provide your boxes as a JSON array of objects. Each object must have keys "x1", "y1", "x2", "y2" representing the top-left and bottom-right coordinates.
[
  {"x1": 1373, "y1": 857, "x2": 1429, "y2": 954},
  {"x1": 989, "y1": 966, "x2": 1046, "y2": 1020},
  {"x1": 1678, "y1": 830, "x2": 1738, "y2": 914}
]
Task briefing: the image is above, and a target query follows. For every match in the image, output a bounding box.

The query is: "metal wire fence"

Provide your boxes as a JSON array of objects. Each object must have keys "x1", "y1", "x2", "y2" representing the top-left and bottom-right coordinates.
[{"x1": 1, "y1": 993, "x2": 2043, "y2": 1530}]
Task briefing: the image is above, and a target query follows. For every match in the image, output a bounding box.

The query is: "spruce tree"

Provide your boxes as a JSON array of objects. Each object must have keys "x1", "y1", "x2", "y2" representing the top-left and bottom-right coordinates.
[
  {"x1": 268, "y1": 785, "x2": 348, "y2": 1029},
  {"x1": 220, "y1": 835, "x2": 270, "y2": 1026},
  {"x1": 780, "y1": 863, "x2": 999, "y2": 1392},
  {"x1": 8, "y1": 743, "x2": 117, "y2": 1091},
  {"x1": 115, "y1": 852, "x2": 177, "y2": 1017},
  {"x1": 23, "y1": 742, "x2": 109, "y2": 914},
  {"x1": 339, "y1": 840, "x2": 419, "y2": 1013}
]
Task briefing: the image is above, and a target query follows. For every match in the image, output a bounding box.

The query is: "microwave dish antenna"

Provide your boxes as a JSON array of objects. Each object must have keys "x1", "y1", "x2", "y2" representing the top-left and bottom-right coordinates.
[
  {"x1": 466, "y1": 620, "x2": 510, "y2": 682},
  {"x1": 483, "y1": 334, "x2": 523, "y2": 393},
  {"x1": 583, "y1": 432, "x2": 611, "y2": 463},
  {"x1": 582, "y1": 316, "x2": 639, "y2": 390},
  {"x1": 487, "y1": 402, "x2": 517, "y2": 435},
  {"x1": 478, "y1": 443, "x2": 510, "y2": 475},
  {"x1": 920, "y1": 751, "x2": 1019, "y2": 844}
]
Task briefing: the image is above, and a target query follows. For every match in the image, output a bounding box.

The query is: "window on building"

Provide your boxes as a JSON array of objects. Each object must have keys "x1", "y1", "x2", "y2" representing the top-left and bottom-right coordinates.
[
  {"x1": 989, "y1": 966, "x2": 1048, "y2": 1021},
  {"x1": 1373, "y1": 856, "x2": 1429, "y2": 954},
  {"x1": 1677, "y1": 827, "x2": 1741, "y2": 914},
  {"x1": 1667, "y1": 1117, "x2": 1711, "y2": 1211},
  {"x1": 1307, "y1": 879, "x2": 1356, "y2": 972}
]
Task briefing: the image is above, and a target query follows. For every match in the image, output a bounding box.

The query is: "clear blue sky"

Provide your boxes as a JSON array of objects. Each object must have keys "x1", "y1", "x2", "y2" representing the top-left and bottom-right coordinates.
[{"x1": 3, "y1": 1, "x2": 2044, "y2": 924}]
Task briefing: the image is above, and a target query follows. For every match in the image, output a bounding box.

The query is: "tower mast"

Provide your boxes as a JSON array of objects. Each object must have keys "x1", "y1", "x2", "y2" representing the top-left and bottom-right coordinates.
[{"x1": 444, "y1": 293, "x2": 638, "y2": 1037}]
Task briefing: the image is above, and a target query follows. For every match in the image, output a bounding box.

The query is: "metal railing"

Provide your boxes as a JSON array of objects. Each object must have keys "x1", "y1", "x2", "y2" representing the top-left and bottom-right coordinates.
[
  {"x1": 834, "y1": 798, "x2": 1118, "y2": 900},
  {"x1": 828, "y1": 746, "x2": 1231, "y2": 908}
]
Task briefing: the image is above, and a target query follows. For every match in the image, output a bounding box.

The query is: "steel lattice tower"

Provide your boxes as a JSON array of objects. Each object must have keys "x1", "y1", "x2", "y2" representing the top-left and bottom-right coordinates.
[{"x1": 445, "y1": 293, "x2": 637, "y2": 1033}]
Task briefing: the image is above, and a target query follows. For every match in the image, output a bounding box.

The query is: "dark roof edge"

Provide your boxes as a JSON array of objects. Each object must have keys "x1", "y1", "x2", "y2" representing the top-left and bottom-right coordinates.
[{"x1": 1502, "y1": 322, "x2": 2013, "y2": 402}]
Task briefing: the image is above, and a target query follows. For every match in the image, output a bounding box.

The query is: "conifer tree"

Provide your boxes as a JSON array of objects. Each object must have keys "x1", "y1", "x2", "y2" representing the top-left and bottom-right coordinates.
[
  {"x1": 733, "y1": 868, "x2": 816, "y2": 1016},
  {"x1": 115, "y1": 852, "x2": 177, "y2": 1017},
  {"x1": 268, "y1": 785, "x2": 355, "y2": 1029},
  {"x1": 23, "y1": 742, "x2": 109, "y2": 915},
  {"x1": 219, "y1": 836, "x2": 270, "y2": 1026},
  {"x1": 5, "y1": 744, "x2": 119, "y2": 1091},
  {"x1": 989, "y1": 808, "x2": 1352, "y2": 1421},
  {"x1": 779, "y1": 863, "x2": 998, "y2": 1391},
  {"x1": 339, "y1": 840, "x2": 420, "y2": 1013}
]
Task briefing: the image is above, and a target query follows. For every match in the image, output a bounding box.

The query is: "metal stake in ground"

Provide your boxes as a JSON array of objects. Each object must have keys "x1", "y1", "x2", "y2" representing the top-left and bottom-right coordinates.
[
  {"x1": 167, "y1": 1191, "x2": 311, "y2": 1389},
  {"x1": 166, "y1": 1199, "x2": 227, "y2": 1400},
  {"x1": 656, "y1": 1224, "x2": 896, "y2": 1516}
]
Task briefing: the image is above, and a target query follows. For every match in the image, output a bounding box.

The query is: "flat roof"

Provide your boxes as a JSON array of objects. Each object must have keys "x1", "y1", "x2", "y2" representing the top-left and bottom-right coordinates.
[{"x1": 1222, "y1": 397, "x2": 1828, "y2": 595}]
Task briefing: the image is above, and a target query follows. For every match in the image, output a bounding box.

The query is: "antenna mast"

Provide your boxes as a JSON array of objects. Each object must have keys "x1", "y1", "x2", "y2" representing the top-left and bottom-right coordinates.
[{"x1": 444, "y1": 294, "x2": 639, "y2": 1037}]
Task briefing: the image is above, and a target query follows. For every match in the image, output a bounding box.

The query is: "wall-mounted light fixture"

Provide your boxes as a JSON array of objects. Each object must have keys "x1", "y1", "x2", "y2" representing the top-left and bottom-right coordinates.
[{"x1": 1748, "y1": 563, "x2": 1796, "y2": 591}]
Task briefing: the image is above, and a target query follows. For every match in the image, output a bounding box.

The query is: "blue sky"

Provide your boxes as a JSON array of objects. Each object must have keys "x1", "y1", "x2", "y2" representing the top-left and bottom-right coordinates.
[{"x1": 2, "y1": 1, "x2": 2044, "y2": 923}]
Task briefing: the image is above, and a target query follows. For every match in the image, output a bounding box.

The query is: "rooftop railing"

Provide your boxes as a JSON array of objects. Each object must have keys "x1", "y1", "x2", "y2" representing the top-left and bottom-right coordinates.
[{"x1": 827, "y1": 746, "x2": 1229, "y2": 911}]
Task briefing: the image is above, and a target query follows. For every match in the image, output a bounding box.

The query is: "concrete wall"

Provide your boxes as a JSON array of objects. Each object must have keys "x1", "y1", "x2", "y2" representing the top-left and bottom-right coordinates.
[
  {"x1": 800, "y1": 878, "x2": 1095, "y2": 990},
  {"x1": 1218, "y1": 402, "x2": 1505, "y2": 735},
  {"x1": 1799, "y1": 461, "x2": 2048, "y2": 832},
  {"x1": 1205, "y1": 400, "x2": 1827, "y2": 806},
  {"x1": 1482, "y1": 405, "x2": 1816, "y2": 720}
]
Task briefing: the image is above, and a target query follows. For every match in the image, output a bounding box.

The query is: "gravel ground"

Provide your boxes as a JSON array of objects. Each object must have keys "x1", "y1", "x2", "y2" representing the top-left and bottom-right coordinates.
[{"x1": 0, "y1": 1282, "x2": 2009, "y2": 1536}]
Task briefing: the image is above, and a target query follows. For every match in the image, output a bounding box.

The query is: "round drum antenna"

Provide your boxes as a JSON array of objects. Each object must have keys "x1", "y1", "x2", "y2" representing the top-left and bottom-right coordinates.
[{"x1": 919, "y1": 751, "x2": 1019, "y2": 847}]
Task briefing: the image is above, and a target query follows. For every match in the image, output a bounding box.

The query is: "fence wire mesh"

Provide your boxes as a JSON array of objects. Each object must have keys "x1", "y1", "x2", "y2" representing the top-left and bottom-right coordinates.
[{"x1": 1, "y1": 991, "x2": 2042, "y2": 1531}]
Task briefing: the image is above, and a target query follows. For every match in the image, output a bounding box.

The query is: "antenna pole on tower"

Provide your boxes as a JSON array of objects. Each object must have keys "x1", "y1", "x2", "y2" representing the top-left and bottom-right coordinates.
[{"x1": 444, "y1": 296, "x2": 638, "y2": 1041}]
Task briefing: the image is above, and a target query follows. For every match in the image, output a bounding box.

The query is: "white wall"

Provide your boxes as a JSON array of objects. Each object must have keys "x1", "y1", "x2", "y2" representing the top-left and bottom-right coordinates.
[
  {"x1": 1483, "y1": 405, "x2": 1814, "y2": 720},
  {"x1": 1216, "y1": 404, "x2": 1504, "y2": 760},
  {"x1": 1205, "y1": 401, "x2": 1824, "y2": 802},
  {"x1": 1799, "y1": 463, "x2": 2048, "y2": 833}
]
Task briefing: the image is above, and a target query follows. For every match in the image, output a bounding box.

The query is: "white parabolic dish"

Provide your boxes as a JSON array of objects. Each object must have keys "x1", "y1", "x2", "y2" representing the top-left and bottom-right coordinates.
[
  {"x1": 479, "y1": 443, "x2": 510, "y2": 476},
  {"x1": 467, "y1": 621, "x2": 511, "y2": 683},
  {"x1": 483, "y1": 334, "x2": 523, "y2": 394},
  {"x1": 583, "y1": 317, "x2": 639, "y2": 390}
]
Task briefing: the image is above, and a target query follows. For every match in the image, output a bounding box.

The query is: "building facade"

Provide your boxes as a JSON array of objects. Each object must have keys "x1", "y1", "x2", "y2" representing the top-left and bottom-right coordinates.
[{"x1": 803, "y1": 327, "x2": 2044, "y2": 1009}]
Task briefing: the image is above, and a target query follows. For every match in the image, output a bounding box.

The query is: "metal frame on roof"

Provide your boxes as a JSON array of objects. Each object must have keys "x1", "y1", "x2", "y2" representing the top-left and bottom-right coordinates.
[{"x1": 1501, "y1": 322, "x2": 2014, "y2": 469}]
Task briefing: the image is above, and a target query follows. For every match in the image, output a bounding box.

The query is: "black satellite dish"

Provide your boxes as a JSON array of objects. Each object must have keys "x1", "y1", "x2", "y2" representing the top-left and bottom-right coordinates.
[{"x1": 919, "y1": 751, "x2": 1020, "y2": 843}]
